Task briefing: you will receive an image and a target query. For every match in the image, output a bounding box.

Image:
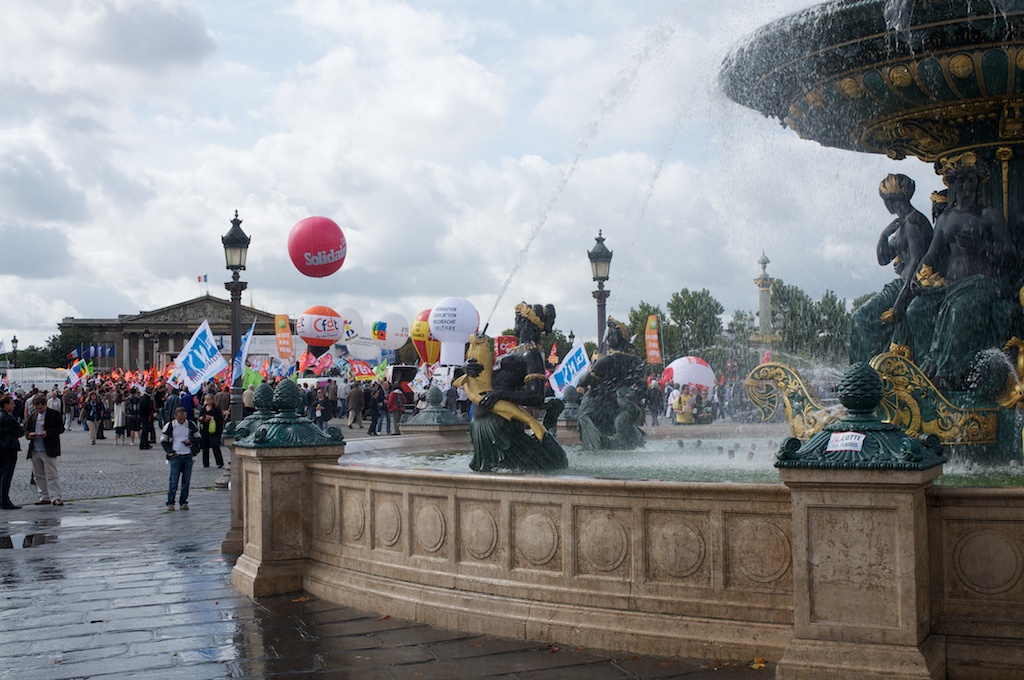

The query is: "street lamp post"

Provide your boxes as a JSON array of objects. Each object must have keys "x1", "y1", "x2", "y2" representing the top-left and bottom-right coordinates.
[
  {"x1": 11, "y1": 335, "x2": 18, "y2": 370},
  {"x1": 142, "y1": 327, "x2": 152, "y2": 369},
  {"x1": 587, "y1": 231, "x2": 613, "y2": 353},
  {"x1": 222, "y1": 210, "x2": 250, "y2": 424}
]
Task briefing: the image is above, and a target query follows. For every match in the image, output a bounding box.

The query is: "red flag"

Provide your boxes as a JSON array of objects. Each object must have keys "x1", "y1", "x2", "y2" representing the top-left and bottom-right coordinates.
[
  {"x1": 547, "y1": 342, "x2": 558, "y2": 364},
  {"x1": 349, "y1": 360, "x2": 375, "y2": 381},
  {"x1": 312, "y1": 353, "x2": 333, "y2": 376},
  {"x1": 494, "y1": 335, "x2": 517, "y2": 359},
  {"x1": 298, "y1": 351, "x2": 314, "y2": 373}
]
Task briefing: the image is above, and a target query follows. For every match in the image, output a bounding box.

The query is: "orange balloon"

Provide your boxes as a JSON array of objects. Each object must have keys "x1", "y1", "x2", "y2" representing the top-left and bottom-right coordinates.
[{"x1": 411, "y1": 308, "x2": 440, "y2": 364}]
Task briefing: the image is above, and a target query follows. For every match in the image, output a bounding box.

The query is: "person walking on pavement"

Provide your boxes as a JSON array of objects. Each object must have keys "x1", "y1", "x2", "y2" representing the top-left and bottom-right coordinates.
[
  {"x1": 0, "y1": 395, "x2": 25, "y2": 509},
  {"x1": 326, "y1": 379, "x2": 339, "y2": 420},
  {"x1": 82, "y1": 391, "x2": 105, "y2": 445},
  {"x1": 366, "y1": 383, "x2": 385, "y2": 436},
  {"x1": 139, "y1": 387, "x2": 155, "y2": 450},
  {"x1": 198, "y1": 393, "x2": 225, "y2": 468},
  {"x1": 162, "y1": 406, "x2": 199, "y2": 510},
  {"x1": 312, "y1": 388, "x2": 330, "y2": 430},
  {"x1": 346, "y1": 380, "x2": 364, "y2": 429},
  {"x1": 26, "y1": 395, "x2": 66, "y2": 506},
  {"x1": 387, "y1": 384, "x2": 405, "y2": 435}
]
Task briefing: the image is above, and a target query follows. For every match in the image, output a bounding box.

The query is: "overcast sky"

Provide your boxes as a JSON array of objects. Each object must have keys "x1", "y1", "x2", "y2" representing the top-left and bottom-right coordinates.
[{"x1": 1, "y1": 0, "x2": 943, "y2": 352}]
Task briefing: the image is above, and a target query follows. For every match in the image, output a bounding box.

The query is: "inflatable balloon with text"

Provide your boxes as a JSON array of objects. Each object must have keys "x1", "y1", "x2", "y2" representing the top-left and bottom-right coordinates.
[{"x1": 288, "y1": 216, "x2": 347, "y2": 278}]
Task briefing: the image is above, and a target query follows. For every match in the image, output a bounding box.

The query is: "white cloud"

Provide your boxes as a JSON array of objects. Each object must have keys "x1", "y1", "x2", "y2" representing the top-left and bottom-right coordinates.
[{"x1": 0, "y1": 0, "x2": 953, "y2": 355}]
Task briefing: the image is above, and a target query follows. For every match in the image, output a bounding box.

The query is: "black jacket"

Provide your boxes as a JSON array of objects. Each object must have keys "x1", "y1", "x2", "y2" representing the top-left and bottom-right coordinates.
[
  {"x1": 0, "y1": 409, "x2": 24, "y2": 453},
  {"x1": 24, "y1": 407, "x2": 65, "y2": 458}
]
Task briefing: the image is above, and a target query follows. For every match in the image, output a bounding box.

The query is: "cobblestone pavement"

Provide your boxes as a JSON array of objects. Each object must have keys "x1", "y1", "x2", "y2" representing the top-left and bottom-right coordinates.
[{"x1": 0, "y1": 419, "x2": 777, "y2": 679}]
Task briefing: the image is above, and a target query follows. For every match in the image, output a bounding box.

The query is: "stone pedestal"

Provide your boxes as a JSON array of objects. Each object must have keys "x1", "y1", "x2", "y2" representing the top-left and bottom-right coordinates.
[
  {"x1": 777, "y1": 466, "x2": 945, "y2": 680},
  {"x1": 231, "y1": 444, "x2": 344, "y2": 597},
  {"x1": 220, "y1": 436, "x2": 243, "y2": 554}
]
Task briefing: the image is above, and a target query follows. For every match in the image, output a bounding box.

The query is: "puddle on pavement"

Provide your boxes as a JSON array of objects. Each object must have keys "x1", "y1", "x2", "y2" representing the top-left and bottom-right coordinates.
[
  {"x1": 0, "y1": 534, "x2": 57, "y2": 548},
  {"x1": 0, "y1": 514, "x2": 131, "y2": 548}
]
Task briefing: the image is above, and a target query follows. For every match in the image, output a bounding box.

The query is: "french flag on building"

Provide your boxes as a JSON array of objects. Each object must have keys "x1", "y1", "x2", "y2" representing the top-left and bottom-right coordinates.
[{"x1": 198, "y1": 274, "x2": 207, "y2": 283}]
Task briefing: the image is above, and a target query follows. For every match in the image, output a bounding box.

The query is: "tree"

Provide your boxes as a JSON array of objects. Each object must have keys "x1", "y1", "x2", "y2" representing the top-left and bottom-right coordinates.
[
  {"x1": 770, "y1": 279, "x2": 818, "y2": 357},
  {"x1": 666, "y1": 288, "x2": 724, "y2": 358},
  {"x1": 622, "y1": 303, "x2": 671, "y2": 366},
  {"x1": 45, "y1": 329, "x2": 93, "y2": 367},
  {"x1": 770, "y1": 279, "x2": 851, "y2": 364},
  {"x1": 814, "y1": 290, "x2": 850, "y2": 364}
]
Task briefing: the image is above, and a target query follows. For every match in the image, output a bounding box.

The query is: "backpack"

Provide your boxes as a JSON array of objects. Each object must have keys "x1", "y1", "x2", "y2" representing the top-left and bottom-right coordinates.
[{"x1": 126, "y1": 396, "x2": 141, "y2": 417}]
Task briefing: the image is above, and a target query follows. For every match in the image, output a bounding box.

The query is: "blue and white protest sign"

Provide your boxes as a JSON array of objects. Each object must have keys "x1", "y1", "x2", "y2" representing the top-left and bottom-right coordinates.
[
  {"x1": 548, "y1": 342, "x2": 590, "y2": 398},
  {"x1": 173, "y1": 320, "x2": 228, "y2": 392}
]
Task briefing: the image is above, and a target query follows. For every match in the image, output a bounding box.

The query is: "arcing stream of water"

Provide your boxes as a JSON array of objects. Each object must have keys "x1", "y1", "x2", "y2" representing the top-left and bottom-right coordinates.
[{"x1": 484, "y1": 21, "x2": 678, "y2": 329}]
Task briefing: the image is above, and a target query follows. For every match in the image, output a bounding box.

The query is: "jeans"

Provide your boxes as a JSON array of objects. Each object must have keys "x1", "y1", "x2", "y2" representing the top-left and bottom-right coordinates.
[
  {"x1": 167, "y1": 455, "x2": 193, "y2": 506},
  {"x1": 376, "y1": 409, "x2": 391, "y2": 434}
]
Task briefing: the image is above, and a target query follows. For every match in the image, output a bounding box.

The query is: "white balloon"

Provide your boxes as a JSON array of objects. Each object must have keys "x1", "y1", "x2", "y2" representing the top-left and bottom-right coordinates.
[
  {"x1": 346, "y1": 335, "x2": 381, "y2": 361},
  {"x1": 337, "y1": 307, "x2": 364, "y2": 342},
  {"x1": 429, "y1": 297, "x2": 479, "y2": 365},
  {"x1": 367, "y1": 311, "x2": 410, "y2": 351},
  {"x1": 663, "y1": 356, "x2": 716, "y2": 391}
]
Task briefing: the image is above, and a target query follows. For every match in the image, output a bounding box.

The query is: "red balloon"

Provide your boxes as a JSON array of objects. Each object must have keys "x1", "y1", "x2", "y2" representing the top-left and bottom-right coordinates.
[{"x1": 288, "y1": 216, "x2": 347, "y2": 278}]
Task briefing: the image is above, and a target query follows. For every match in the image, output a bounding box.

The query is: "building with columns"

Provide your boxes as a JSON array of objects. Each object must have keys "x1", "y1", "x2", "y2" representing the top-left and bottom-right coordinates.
[{"x1": 58, "y1": 295, "x2": 285, "y2": 372}]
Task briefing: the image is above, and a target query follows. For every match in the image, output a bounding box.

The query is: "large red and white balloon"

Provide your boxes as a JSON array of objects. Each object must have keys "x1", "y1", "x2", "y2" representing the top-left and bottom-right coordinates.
[
  {"x1": 660, "y1": 356, "x2": 716, "y2": 391},
  {"x1": 288, "y1": 216, "x2": 347, "y2": 278},
  {"x1": 296, "y1": 305, "x2": 344, "y2": 347}
]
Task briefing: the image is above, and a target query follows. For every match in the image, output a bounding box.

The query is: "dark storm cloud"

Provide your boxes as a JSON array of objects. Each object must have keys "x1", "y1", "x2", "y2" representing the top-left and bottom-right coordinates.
[
  {"x1": 0, "y1": 224, "x2": 73, "y2": 278},
  {"x1": 83, "y1": 2, "x2": 216, "y2": 70},
  {"x1": 0, "y1": 146, "x2": 89, "y2": 222}
]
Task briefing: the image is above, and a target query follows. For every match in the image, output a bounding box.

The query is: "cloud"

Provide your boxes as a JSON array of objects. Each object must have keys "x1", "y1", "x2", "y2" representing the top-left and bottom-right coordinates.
[{"x1": 1, "y1": 0, "x2": 954, "y2": 353}]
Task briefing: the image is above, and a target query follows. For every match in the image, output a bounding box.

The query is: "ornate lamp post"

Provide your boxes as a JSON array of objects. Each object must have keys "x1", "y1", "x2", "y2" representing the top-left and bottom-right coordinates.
[
  {"x1": 10, "y1": 335, "x2": 17, "y2": 369},
  {"x1": 142, "y1": 327, "x2": 152, "y2": 369},
  {"x1": 568, "y1": 330, "x2": 575, "y2": 347},
  {"x1": 587, "y1": 231, "x2": 613, "y2": 352},
  {"x1": 222, "y1": 211, "x2": 250, "y2": 424}
]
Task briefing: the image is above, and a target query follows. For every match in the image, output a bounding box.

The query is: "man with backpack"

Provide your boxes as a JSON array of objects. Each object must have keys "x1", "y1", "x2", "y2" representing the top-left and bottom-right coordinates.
[{"x1": 387, "y1": 384, "x2": 405, "y2": 436}]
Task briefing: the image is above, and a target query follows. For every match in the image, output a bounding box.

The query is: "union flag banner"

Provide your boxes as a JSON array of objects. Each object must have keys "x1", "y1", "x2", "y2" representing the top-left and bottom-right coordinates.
[
  {"x1": 494, "y1": 335, "x2": 517, "y2": 360},
  {"x1": 274, "y1": 314, "x2": 294, "y2": 359},
  {"x1": 547, "y1": 342, "x2": 558, "y2": 365},
  {"x1": 349, "y1": 360, "x2": 375, "y2": 381},
  {"x1": 645, "y1": 314, "x2": 663, "y2": 364}
]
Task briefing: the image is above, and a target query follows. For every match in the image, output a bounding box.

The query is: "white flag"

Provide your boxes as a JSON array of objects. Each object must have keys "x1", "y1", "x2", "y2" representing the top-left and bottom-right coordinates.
[
  {"x1": 548, "y1": 337, "x2": 590, "y2": 398},
  {"x1": 0, "y1": 340, "x2": 6, "y2": 355},
  {"x1": 232, "y1": 320, "x2": 256, "y2": 385},
  {"x1": 173, "y1": 320, "x2": 228, "y2": 392}
]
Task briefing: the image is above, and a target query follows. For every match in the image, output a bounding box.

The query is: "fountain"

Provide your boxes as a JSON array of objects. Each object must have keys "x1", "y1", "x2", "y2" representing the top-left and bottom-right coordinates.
[
  {"x1": 726, "y1": 0, "x2": 1024, "y2": 462},
  {"x1": 222, "y1": 4, "x2": 1024, "y2": 678}
]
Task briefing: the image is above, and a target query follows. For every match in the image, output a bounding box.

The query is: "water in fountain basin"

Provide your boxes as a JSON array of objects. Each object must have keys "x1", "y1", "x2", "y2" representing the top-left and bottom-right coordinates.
[{"x1": 339, "y1": 436, "x2": 1024, "y2": 487}]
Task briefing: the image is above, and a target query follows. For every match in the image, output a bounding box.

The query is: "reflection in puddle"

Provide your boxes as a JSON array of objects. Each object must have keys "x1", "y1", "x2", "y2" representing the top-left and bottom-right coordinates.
[{"x1": 0, "y1": 534, "x2": 58, "y2": 548}]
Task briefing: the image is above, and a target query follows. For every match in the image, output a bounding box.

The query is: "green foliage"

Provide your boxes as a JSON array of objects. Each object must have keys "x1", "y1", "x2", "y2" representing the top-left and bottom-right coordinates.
[
  {"x1": 770, "y1": 279, "x2": 851, "y2": 364},
  {"x1": 851, "y1": 292, "x2": 875, "y2": 311},
  {"x1": 666, "y1": 288, "x2": 724, "y2": 358},
  {"x1": 626, "y1": 301, "x2": 669, "y2": 362},
  {"x1": 11, "y1": 345, "x2": 52, "y2": 368},
  {"x1": 45, "y1": 329, "x2": 93, "y2": 367}
]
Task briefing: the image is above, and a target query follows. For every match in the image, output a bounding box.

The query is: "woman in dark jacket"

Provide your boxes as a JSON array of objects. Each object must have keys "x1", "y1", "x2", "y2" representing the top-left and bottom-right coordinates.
[
  {"x1": 0, "y1": 395, "x2": 25, "y2": 509},
  {"x1": 82, "y1": 391, "x2": 105, "y2": 445},
  {"x1": 366, "y1": 384, "x2": 385, "y2": 436},
  {"x1": 197, "y1": 393, "x2": 225, "y2": 468}
]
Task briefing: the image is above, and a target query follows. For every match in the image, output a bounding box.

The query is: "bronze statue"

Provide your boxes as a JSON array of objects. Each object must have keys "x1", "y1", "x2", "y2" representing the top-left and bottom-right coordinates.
[
  {"x1": 893, "y1": 152, "x2": 1015, "y2": 387},
  {"x1": 459, "y1": 303, "x2": 567, "y2": 472},
  {"x1": 576, "y1": 317, "x2": 646, "y2": 449},
  {"x1": 849, "y1": 173, "x2": 932, "y2": 363}
]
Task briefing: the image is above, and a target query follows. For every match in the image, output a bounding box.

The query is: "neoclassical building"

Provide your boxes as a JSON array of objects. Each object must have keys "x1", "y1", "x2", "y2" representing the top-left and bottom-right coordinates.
[{"x1": 58, "y1": 295, "x2": 285, "y2": 372}]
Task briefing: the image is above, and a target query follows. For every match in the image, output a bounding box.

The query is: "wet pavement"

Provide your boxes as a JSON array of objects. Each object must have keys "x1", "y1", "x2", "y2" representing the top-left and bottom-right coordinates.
[{"x1": 0, "y1": 420, "x2": 777, "y2": 679}]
